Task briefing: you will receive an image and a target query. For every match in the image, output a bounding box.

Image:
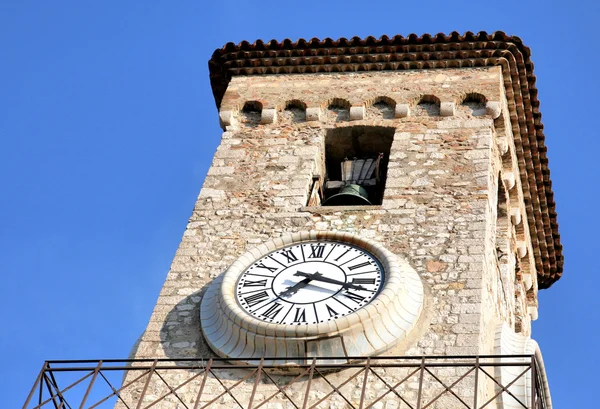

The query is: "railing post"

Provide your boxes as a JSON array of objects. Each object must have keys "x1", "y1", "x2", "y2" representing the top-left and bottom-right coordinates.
[
  {"x1": 473, "y1": 356, "x2": 479, "y2": 409},
  {"x1": 530, "y1": 355, "x2": 536, "y2": 409},
  {"x1": 358, "y1": 358, "x2": 371, "y2": 409},
  {"x1": 416, "y1": 356, "x2": 425, "y2": 409},
  {"x1": 302, "y1": 358, "x2": 316, "y2": 409},
  {"x1": 193, "y1": 359, "x2": 212, "y2": 409},
  {"x1": 23, "y1": 361, "x2": 48, "y2": 409},
  {"x1": 136, "y1": 360, "x2": 157, "y2": 409},
  {"x1": 78, "y1": 360, "x2": 103, "y2": 409},
  {"x1": 43, "y1": 369, "x2": 66, "y2": 409},
  {"x1": 247, "y1": 358, "x2": 264, "y2": 409}
]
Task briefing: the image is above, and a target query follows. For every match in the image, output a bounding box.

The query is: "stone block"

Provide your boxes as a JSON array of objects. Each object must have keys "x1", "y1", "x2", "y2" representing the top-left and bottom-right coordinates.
[
  {"x1": 502, "y1": 171, "x2": 516, "y2": 190},
  {"x1": 305, "y1": 107, "x2": 322, "y2": 121},
  {"x1": 395, "y1": 103, "x2": 410, "y2": 118},
  {"x1": 486, "y1": 101, "x2": 502, "y2": 118},
  {"x1": 496, "y1": 136, "x2": 509, "y2": 155},
  {"x1": 510, "y1": 207, "x2": 522, "y2": 225},
  {"x1": 260, "y1": 108, "x2": 277, "y2": 124},
  {"x1": 440, "y1": 101, "x2": 456, "y2": 116},
  {"x1": 219, "y1": 110, "x2": 236, "y2": 129},
  {"x1": 528, "y1": 305, "x2": 538, "y2": 320},
  {"x1": 349, "y1": 105, "x2": 365, "y2": 120}
]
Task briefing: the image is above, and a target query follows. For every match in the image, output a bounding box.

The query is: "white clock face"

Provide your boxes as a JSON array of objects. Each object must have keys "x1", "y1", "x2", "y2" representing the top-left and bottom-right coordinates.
[{"x1": 235, "y1": 241, "x2": 384, "y2": 325}]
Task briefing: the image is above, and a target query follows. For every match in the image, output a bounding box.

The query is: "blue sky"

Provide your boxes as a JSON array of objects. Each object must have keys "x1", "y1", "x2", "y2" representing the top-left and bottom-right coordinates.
[{"x1": 1, "y1": 1, "x2": 597, "y2": 407}]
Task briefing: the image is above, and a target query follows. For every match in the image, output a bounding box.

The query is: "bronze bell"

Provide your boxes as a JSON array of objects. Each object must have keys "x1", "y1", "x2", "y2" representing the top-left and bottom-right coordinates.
[{"x1": 322, "y1": 184, "x2": 372, "y2": 206}]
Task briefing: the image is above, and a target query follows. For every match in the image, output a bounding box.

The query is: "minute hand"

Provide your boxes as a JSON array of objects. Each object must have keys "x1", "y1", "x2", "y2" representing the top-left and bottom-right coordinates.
[{"x1": 294, "y1": 272, "x2": 366, "y2": 291}]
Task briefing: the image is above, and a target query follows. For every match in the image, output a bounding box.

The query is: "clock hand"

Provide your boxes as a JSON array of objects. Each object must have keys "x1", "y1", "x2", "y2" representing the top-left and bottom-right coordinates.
[
  {"x1": 279, "y1": 274, "x2": 317, "y2": 297},
  {"x1": 294, "y1": 271, "x2": 366, "y2": 291}
]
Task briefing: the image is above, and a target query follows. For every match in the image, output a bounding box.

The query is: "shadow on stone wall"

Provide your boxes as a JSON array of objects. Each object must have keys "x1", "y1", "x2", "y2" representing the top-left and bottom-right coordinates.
[{"x1": 159, "y1": 284, "x2": 216, "y2": 365}]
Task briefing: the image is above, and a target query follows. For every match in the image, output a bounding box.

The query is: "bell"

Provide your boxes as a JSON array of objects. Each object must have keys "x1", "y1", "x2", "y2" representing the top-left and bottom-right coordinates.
[{"x1": 322, "y1": 184, "x2": 372, "y2": 206}]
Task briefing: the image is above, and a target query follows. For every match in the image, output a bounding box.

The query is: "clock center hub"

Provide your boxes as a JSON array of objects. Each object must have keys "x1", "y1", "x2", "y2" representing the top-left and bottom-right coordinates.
[{"x1": 272, "y1": 261, "x2": 347, "y2": 304}]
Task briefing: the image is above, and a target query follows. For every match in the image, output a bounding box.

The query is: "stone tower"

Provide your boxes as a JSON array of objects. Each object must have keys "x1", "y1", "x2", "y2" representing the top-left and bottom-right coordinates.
[{"x1": 124, "y1": 31, "x2": 562, "y2": 409}]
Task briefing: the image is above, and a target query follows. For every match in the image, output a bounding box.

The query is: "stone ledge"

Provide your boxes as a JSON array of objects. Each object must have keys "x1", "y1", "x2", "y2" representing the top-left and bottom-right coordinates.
[{"x1": 301, "y1": 205, "x2": 383, "y2": 213}]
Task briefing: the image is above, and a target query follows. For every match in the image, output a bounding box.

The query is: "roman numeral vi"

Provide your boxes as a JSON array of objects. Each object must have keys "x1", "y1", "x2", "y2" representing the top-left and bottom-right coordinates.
[{"x1": 293, "y1": 308, "x2": 306, "y2": 323}]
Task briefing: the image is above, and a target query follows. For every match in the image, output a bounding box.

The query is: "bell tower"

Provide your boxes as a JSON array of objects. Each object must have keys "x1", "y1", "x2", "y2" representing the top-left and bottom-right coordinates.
[{"x1": 105, "y1": 31, "x2": 562, "y2": 409}]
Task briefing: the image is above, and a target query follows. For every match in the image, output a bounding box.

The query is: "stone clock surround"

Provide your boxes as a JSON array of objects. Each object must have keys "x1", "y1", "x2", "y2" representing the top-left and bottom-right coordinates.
[{"x1": 200, "y1": 231, "x2": 424, "y2": 362}]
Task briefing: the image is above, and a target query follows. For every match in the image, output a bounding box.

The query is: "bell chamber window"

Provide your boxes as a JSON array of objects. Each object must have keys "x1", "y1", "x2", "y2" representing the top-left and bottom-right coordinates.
[{"x1": 314, "y1": 126, "x2": 394, "y2": 206}]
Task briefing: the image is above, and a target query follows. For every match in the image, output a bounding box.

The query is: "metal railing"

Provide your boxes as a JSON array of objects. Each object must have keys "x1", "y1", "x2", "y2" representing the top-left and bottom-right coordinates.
[{"x1": 23, "y1": 355, "x2": 549, "y2": 409}]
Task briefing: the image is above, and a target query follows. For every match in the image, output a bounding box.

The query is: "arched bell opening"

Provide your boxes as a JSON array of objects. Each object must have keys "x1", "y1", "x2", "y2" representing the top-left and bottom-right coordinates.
[{"x1": 319, "y1": 126, "x2": 394, "y2": 206}]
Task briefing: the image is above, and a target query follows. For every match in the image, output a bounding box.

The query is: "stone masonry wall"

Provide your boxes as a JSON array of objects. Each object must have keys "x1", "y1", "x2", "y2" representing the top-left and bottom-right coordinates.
[{"x1": 121, "y1": 67, "x2": 538, "y2": 408}]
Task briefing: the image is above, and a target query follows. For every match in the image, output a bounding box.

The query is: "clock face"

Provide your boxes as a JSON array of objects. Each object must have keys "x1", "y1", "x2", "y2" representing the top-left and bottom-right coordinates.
[{"x1": 235, "y1": 241, "x2": 384, "y2": 325}]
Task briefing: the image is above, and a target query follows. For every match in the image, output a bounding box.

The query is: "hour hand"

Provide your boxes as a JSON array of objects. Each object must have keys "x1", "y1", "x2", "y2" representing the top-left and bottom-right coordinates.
[
  {"x1": 294, "y1": 271, "x2": 366, "y2": 291},
  {"x1": 280, "y1": 276, "x2": 313, "y2": 297}
]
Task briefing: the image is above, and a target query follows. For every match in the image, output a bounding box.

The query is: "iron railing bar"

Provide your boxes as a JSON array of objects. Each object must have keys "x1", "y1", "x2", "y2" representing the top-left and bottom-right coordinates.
[
  {"x1": 473, "y1": 356, "x2": 479, "y2": 409},
  {"x1": 301, "y1": 358, "x2": 316, "y2": 409},
  {"x1": 78, "y1": 361, "x2": 102, "y2": 409},
  {"x1": 479, "y1": 366, "x2": 531, "y2": 409},
  {"x1": 531, "y1": 355, "x2": 536, "y2": 409},
  {"x1": 193, "y1": 358, "x2": 212, "y2": 409},
  {"x1": 46, "y1": 368, "x2": 77, "y2": 409},
  {"x1": 95, "y1": 371, "x2": 132, "y2": 409},
  {"x1": 257, "y1": 370, "x2": 303, "y2": 409},
  {"x1": 536, "y1": 360, "x2": 547, "y2": 409},
  {"x1": 478, "y1": 364, "x2": 531, "y2": 408},
  {"x1": 309, "y1": 367, "x2": 358, "y2": 409},
  {"x1": 42, "y1": 372, "x2": 61, "y2": 409},
  {"x1": 358, "y1": 358, "x2": 370, "y2": 409},
  {"x1": 48, "y1": 369, "x2": 73, "y2": 409},
  {"x1": 39, "y1": 371, "x2": 44, "y2": 406},
  {"x1": 23, "y1": 361, "x2": 48, "y2": 409},
  {"x1": 421, "y1": 366, "x2": 474, "y2": 409},
  {"x1": 540, "y1": 361, "x2": 547, "y2": 408},
  {"x1": 139, "y1": 366, "x2": 206, "y2": 409},
  {"x1": 40, "y1": 360, "x2": 535, "y2": 372},
  {"x1": 202, "y1": 368, "x2": 249, "y2": 409},
  {"x1": 247, "y1": 358, "x2": 264, "y2": 409},
  {"x1": 365, "y1": 366, "x2": 417, "y2": 409},
  {"x1": 42, "y1": 354, "x2": 536, "y2": 365},
  {"x1": 145, "y1": 370, "x2": 189, "y2": 409},
  {"x1": 416, "y1": 357, "x2": 425, "y2": 409},
  {"x1": 135, "y1": 360, "x2": 157, "y2": 409},
  {"x1": 43, "y1": 355, "x2": 531, "y2": 366},
  {"x1": 87, "y1": 369, "x2": 150, "y2": 409}
]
